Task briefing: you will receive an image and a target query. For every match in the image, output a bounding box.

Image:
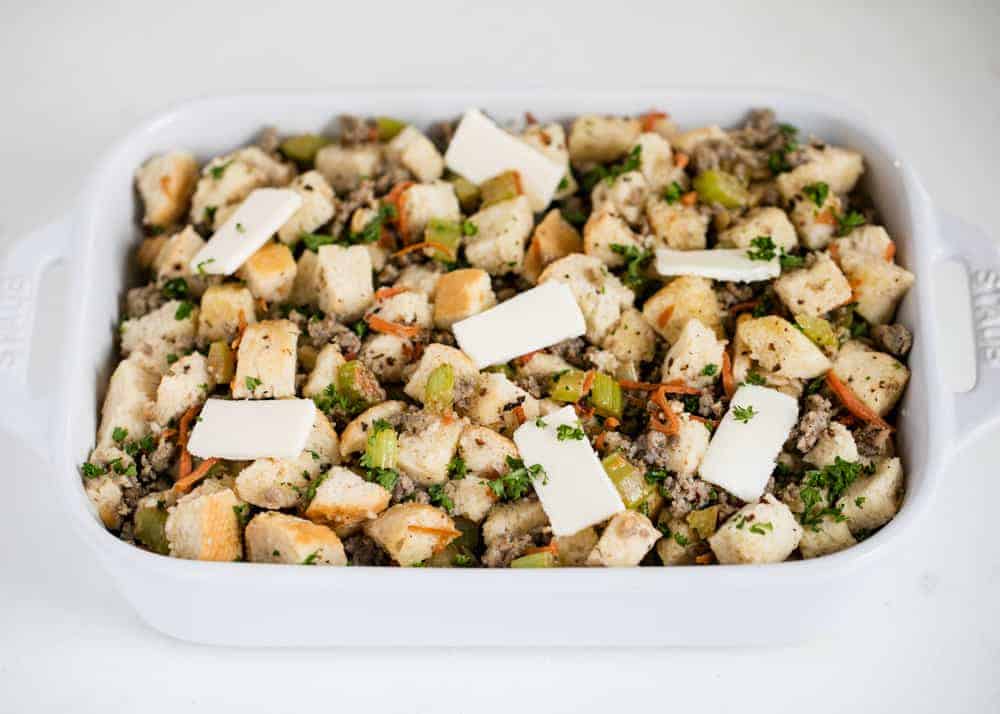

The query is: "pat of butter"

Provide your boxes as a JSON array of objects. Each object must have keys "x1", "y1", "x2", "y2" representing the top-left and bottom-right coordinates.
[
  {"x1": 452, "y1": 282, "x2": 586, "y2": 369},
  {"x1": 513, "y1": 406, "x2": 625, "y2": 536},
  {"x1": 189, "y1": 188, "x2": 302, "y2": 275},
  {"x1": 187, "y1": 398, "x2": 315, "y2": 460},
  {"x1": 444, "y1": 108, "x2": 564, "y2": 212},
  {"x1": 698, "y1": 385, "x2": 799, "y2": 502},
  {"x1": 655, "y1": 247, "x2": 780, "y2": 283}
]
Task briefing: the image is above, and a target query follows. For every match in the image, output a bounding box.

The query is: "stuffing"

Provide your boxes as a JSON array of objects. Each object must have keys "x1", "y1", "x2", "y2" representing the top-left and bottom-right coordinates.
[
  {"x1": 603, "y1": 307, "x2": 657, "y2": 365},
  {"x1": 582, "y1": 207, "x2": 642, "y2": 267},
  {"x1": 190, "y1": 147, "x2": 294, "y2": 222},
  {"x1": 798, "y1": 515, "x2": 856, "y2": 559},
  {"x1": 364, "y1": 503, "x2": 460, "y2": 567},
  {"x1": 464, "y1": 196, "x2": 533, "y2": 275},
  {"x1": 85, "y1": 475, "x2": 125, "y2": 530},
  {"x1": 661, "y1": 318, "x2": 726, "y2": 389},
  {"x1": 433, "y1": 268, "x2": 496, "y2": 328},
  {"x1": 522, "y1": 123, "x2": 576, "y2": 200},
  {"x1": 736, "y1": 315, "x2": 831, "y2": 379},
  {"x1": 591, "y1": 171, "x2": 649, "y2": 226},
  {"x1": 538, "y1": 253, "x2": 634, "y2": 343},
  {"x1": 302, "y1": 344, "x2": 346, "y2": 398},
  {"x1": 633, "y1": 131, "x2": 681, "y2": 192},
  {"x1": 314, "y1": 143, "x2": 382, "y2": 194},
  {"x1": 641, "y1": 276, "x2": 721, "y2": 344},
  {"x1": 290, "y1": 250, "x2": 321, "y2": 307},
  {"x1": 838, "y1": 250, "x2": 915, "y2": 325},
  {"x1": 671, "y1": 125, "x2": 727, "y2": 155},
  {"x1": 197, "y1": 284, "x2": 256, "y2": 343},
  {"x1": 152, "y1": 352, "x2": 214, "y2": 425},
  {"x1": 238, "y1": 242, "x2": 297, "y2": 303},
  {"x1": 645, "y1": 197, "x2": 709, "y2": 250},
  {"x1": 120, "y1": 299, "x2": 198, "y2": 375},
  {"x1": 90, "y1": 355, "x2": 159, "y2": 466},
  {"x1": 359, "y1": 333, "x2": 411, "y2": 382},
  {"x1": 708, "y1": 494, "x2": 802, "y2": 565},
  {"x1": 398, "y1": 181, "x2": 461, "y2": 243},
  {"x1": 803, "y1": 422, "x2": 859, "y2": 468},
  {"x1": 466, "y1": 372, "x2": 539, "y2": 430},
  {"x1": 443, "y1": 478, "x2": 497, "y2": 523},
  {"x1": 482, "y1": 499, "x2": 549, "y2": 546},
  {"x1": 554, "y1": 527, "x2": 600, "y2": 566},
  {"x1": 833, "y1": 225, "x2": 895, "y2": 262},
  {"x1": 717, "y1": 206, "x2": 797, "y2": 252},
  {"x1": 838, "y1": 457, "x2": 904, "y2": 533},
  {"x1": 232, "y1": 319, "x2": 299, "y2": 399},
  {"x1": 305, "y1": 467, "x2": 393, "y2": 532},
  {"x1": 152, "y1": 226, "x2": 207, "y2": 294},
  {"x1": 788, "y1": 189, "x2": 842, "y2": 250},
  {"x1": 458, "y1": 425, "x2": 519, "y2": 478},
  {"x1": 585, "y1": 511, "x2": 660, "y2": 567},
  {"x1": 773, "y1": 252, "x2": 852, "y2": 317},
  {"x1": 403, "y1": 344, "x2": 479, "y2": 404},
  {"x1": 776, "y1": 145, "x2": 865, "y2": 201},
  {"x1": 386, "y1": 125, "x2": 444, "y2": 182},
  {"x1": 656, "y1": 521, "x2": 700, "y2": 565},
  {"x1": 397, "y1": 412, "x2": 466, "y2": 485},
  {"x1": 277, "y1": 170, "x2": 336, "y2": 245},
  {"x1": 339, "y1": 400, "x2": 408, "y2": 458},
  {"x1": 164, "y1": 480, "x2": 244, "y2": 562},
  {"x1": 245, "y1": 512, "x2": 346, "y2": 565},
  {"x1": 522, "y1": 209, "x2": 583, "y2": 282},
  {"x1": 369, "y1": 289, "x2": 432, "y2": 330},
  {"x1": 568, "y1": 115, "x2": 641, "y2": 166},
  {"x1": 316, "y1": 244, "x2": 374, "y2": 321},
  {"x1": 135, "y1": 151, "x2": 198, "y2": 227},
  {"x1": 517, "y1": 352, "x2": 572, "y2": 379},
  {"x1": 394, "y1": 263, "x2": 444, "y2": 296},
  {"x1": 832, "y1": 340, "x2": 909, "y2": 417}
]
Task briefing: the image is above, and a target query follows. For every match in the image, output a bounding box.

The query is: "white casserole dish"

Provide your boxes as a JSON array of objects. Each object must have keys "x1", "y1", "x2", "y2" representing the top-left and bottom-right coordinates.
[{"x1": 1, "y1": 90, "x2": 997, "y2": 647}]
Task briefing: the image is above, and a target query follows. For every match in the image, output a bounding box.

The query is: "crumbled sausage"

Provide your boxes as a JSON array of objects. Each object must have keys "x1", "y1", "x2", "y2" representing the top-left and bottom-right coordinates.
[
  {"x1": 481, "y1": 533, "x2": 533, "y2": 568},
  {"x1": 791, "y1": 394, "x2": 833, "y2": 453},
  {"x1": 871, "y1": 323, "x2": 913, "y2": 357}
]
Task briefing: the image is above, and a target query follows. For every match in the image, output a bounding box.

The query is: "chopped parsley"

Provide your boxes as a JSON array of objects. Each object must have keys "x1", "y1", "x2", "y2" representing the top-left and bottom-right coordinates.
[
  {"x1": 196, "y1": 258, "x2": 215, "y2": 275},
  {"x1": 352, "y1": 320, "x2": 369, "y2": 338},
  {"x1": 462, "y1": 220, "x2": 478, "y2": 237},
  {"x1": 174, "y1": 301, "x2": 194, "y2": 320},
  {"x1": 166, "y1": 353, "x2": 179, "y2": 365},
  {"x1": 743, "y1": 371, "x2": 766, "y2": 386},
  {"x1": 244, "y1": 376, "x2": 263, "y2": 392},
  {"x1": 235, "y1": 222, "x2": 245, "y2": 233},
  {"x1": 209, "y1": 160, "x2": 233, "y2": 179},
  {"x1": 799, "y1": 457, "x2": 872, "y2": 531},
  {"x1": 644, "y1": 468, "x2": 670, "y2": 485},
  {"x1": 749, "y1": 521, "x2": 774, "y2": 535},
  {"x1": 203, "y1": 205, "x2": 217, "y2": 223},
  {"x1": 161, "y1": 277, "x2": 189, "y2": 300},
  {"x1": 348, "y1": 203, "x2": 396, "y2": 246},
  {"x1": 802, "y1": 181, "x2": 829, "y2": 208},
  {"x1": 732, "y1": 404, "x2": 757, "y2": 423},
  {"x1": 302, "y1": 551, "x2": 320, "y2": 565},
  {"x1": 534, "y1": 418, "x2": 548, "y2": 428},
  {"x1": 778, "y1": 249, "x2": 805, "y2": 270},
  {"x1": 663, "y1": 181, "x2": 683, "y2": 204},
  {"x1": 428, "y1": 483, "x2": 454, "y2": 512},
  {"x1": 453, "y1": 553, "x2": 474, "y2": 567},
  {"x1": 836, "y1": 210, "x2": 867, "y2": 236},
  {"x1": 556, "y1": 424, "x2": 585, "y2": 441},
  {"x1": 300, "y1": 232, "x2": 336, "y2": 251},
  {"x1": 447, "y1": 456, "x2": 467, "y2": 480},
  {"x1": 747, "y1": 236, "x2": 777, "y2": 261},
  {"x1": 672, "y1": 532, "x2": 691, "y2": 547},
  {"x1": 80, "y1": 462, "x2": 105, "y2": 479},
  {"x1": 581, "y1": 145, "x2": 642, "y2": 191},
  {"x1": 112, "y1": 427, "x2": 128, "y2": 443},
  {"x1": 768, "y1": 128, "x2": 799, "y2": 175},
  {"x1": 232, "y1": 503, "x2": 252, "y2": 527},
  {"x1": 855, "y1": 496, "x2": 867, "y2": 509},
  {"x1": 701, "y1": 363, "x2": 718, "y2": 377},
  {"x1": 609, "y1": 243, "x2": 652, "y2": 289},
  {"x1": 487, "y1": 457, "x2": 546, "y2": 501},
  {"x1": 302, "y1": 472, "x2": 329, "y2": 506},
  {"x1": 560, "y1": 207, "x2": 588, "y2": 226},
  {"x1": 805, "y1": 376, "x2": 826, "y2": 395}
]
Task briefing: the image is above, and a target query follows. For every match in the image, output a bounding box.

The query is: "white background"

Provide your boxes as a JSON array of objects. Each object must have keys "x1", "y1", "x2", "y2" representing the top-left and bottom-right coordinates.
[{"x1": 1, "y1": 1, "x2": 998, "y2": 712}]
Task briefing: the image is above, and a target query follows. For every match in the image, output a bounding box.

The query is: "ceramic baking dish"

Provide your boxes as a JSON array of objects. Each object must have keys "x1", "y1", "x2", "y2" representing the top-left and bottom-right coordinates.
[{"x1": 1, "y1": 90, "x2": 997, "y2": 647}]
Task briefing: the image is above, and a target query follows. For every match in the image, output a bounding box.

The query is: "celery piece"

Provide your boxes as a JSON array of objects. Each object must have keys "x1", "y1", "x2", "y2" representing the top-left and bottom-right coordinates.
[
  {"x1": 206, "y1": 341, "x2": 235, "y2": 384},
  {"x1": 602, "y1": 453, "x2": 656, "y2": 510},
  {"x1": 510, "y1": 551, "x2": 557, "y2": 568},
  {"x1": 590, "y1": 372, "x2": 623, "y2": 419},
  {"x1": 685, "y1": 505, "x2": 720, "y2": 540},
  {"x1": 365, "y1": 421, "x2": 398, "y2": 470},
  {"x1": 449, "y1": 174, "x2": 481, "y2": 213},
  {"x1": 424, "y1": 363, "x2": 455, "y2": 414},
  {"x1": 479, "y1": 170, "x2": 523, "y2": 208},
  {"x1": 375, "y1": 117, "x2": 407, "y2": 142},
  {"x1": 550, "y1": 369, "x2": 587, "y2": 403},
  {"x1": 693, "y1": 170, "x2": 749, "y2": 209},
  {"x1": 424, "y1": 218, "x2": 462, "y2": 263},
  {"x1": 134, "y1": 505, "x2": 169, "y2": 555},
  {"x1": 795, "y1": 313, "x2": 839, "y2": 350},
  {"x1": 279, "y1": 134, "x2": 331, "y2": 167},
  {"x1": 337, "y1": 360, "x2": 384, "y2": 410}
]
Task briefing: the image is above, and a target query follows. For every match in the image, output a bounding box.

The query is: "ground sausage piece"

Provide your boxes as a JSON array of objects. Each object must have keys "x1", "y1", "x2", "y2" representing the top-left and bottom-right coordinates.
[
  {"x1": 548, "y1": 337, "x2": 588, "y2": 369},
  {"x1": 343, "y1": 533, "x2": 392, "y2": 566},
  {"x1": 125, "y1": 283, "x2": 166, "y2": 319},
  {"x1": 791, "y1": 394, "x2": 833, "y2": 453},
  {"x1": 481, "y1": 533, "x2": 533, "y2": 568},
  {"x1": 390, "y1": 472, "x2": 429, "y2": 506},
  {"x1": 854, "y1": 423, "x2": 894, "y2": 459},
  {"x1": 307, "y1": 315, "x2": 362, "y2": 357},
  {"x1": 871, "y1": 323, "x2": 913, "y2": 357},
  {"x1": 338, "y1": 115, "x2": 375, "y2": 146}
]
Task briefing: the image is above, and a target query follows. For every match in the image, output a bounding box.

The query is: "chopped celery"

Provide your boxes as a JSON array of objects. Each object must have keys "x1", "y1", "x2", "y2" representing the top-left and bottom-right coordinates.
[
  {"x1": 795, "y1": 313, "x2": 839, "y2": 350},
  {"x1": 685, "y1": 505, "x2": 720, "y2": 540},
  {"x1": 375, "y1": 117, "x2": 407, "y2": 142},
  {"x1": 510, "y1": 551, "x2": 556, "y2": 568},
  {"x1": 134, "y1": 505, "x2": 169, "y2": 555},
  {"x1": 448, "y1": 174, "x2": 481, "y2": 213},
  {"x1": 550, "y1": 369, "x2": 587, "y2": 403},
  {"x1": 424, "y1": 218, "x2": 462, "y2": 263},
  {"x1": 424, "y1": 363, "x2": 455, "y2": 414},
  {"x1": 590, "y1": 372, "x2": 623, "y2": 418},
  {"x1": 602, "y1": 453, "x2": 656, "y2": 510},
  {"x1": 206, "y1": 341, "x2": 235, "y2": 384},
  {"x1": 279, "y1": 134, "x2": 331, "y2": 167},
  {"x1": 337, "y1": 360, "x2": 384, "y2": 410},
  {"x1": 427, "y1": 517, "x2": 480, "y2": 567},
  {"x1": 479, "y1": 170, "x2": 523, "y2": 208},
  {"x1": 693, "y1": 170, "x2": 749, "y2": 209},
  {"x1": 365, "y1": 420, "x2": 398, "y2": 470}
]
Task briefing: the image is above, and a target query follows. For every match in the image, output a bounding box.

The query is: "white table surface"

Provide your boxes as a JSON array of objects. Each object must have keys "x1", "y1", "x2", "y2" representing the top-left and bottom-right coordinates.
[{"x1": 1, "y1": 1, "x2": 998, "y2": 711}]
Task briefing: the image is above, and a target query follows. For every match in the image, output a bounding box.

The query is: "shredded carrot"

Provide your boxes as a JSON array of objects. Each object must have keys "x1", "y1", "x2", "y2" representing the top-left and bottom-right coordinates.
[
  {"x1": 694, "y1": 553, "x2": 714, "y2": 565},
  {"x1": 728, "y1": 299, "x2": 759, "y2": 315},
  {"x1": 512, "y1": 405, "x2": 527, "y2": 425},
  {"x1": 721, "y1": 351, "x2": 735, "y2": 400},
  {"x1": 816, "y1": 209, "x2": 837, "y2": 226},
  {"x1": 594, "y1": 432, "x2": 607, "y2": 451},
  {"x1": 231, "y1": 310, "x2": 248, "y2": 351},
  {"x1": 674, "y1": 152, "x2": 690, "y2": 169},
  {"x1": 385, "y1": 181, "x2": 415, "y2": 239},
  {"x1": 365, "y1": 314, "x2": 421, "y2": 339},
  {"x1": 515, "y1": 350, "x2": 540, "y2": 366},
  {"x1": 618, "y1": 379, "x2": 699, "y2": 395},
  {"x1": 681, "y1": 191, "x2": 698, "y2": 206},
  {"x1": 392, "y1": 240, "x2": 454, "y2": 260},
  {"x1": 375, "y1": 286, "x2": 409, "y2": 301},
  {"x1": 580, "y1": 369, "x2": 596, "y2": 398},
  {"x1": 884, "y1": 241, "x2": 896, "y2": 261},
  {"x1": 604, "y1": 417, "x2": 620, "y2": 430},
  {"x1": 177, "y1": 405, "x2": 198, "y2": 480},
  {"x1": 172, "y1": 457, "x2": 220, "y2": 495},
  {"x1": 641, "y1": 110, "x2": 669, "y2": 132},
  {"x1": 828, "y1": 242, "x2": 840, "y2": 263},
  {"x1": 649, "y1": 385, "x2": 681, "y2": 436},
  {"x1": 407, "y1": 524, "x2": 462, "y2": 554},
  {"x1": 825, "y1": 371, "x2": 892, "y2": 430},
  {"x1": 657, "y1": 304, "x2": 675, "y2": 328},
  {"x1": 573, "y1": 403, "x2": 595, "y2": 420},
  {"x1": 525, "y1": 543, "x2": 558, "y2": 556}
]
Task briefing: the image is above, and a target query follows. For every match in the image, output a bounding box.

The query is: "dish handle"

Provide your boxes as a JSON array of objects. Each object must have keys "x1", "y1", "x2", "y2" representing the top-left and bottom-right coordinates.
[
  {"x1": 0, "y1": 216, "x2": 73, "y2": 457},
  {"x1": 933, "y1": 211, "x2": 1000, "y2": 454}
]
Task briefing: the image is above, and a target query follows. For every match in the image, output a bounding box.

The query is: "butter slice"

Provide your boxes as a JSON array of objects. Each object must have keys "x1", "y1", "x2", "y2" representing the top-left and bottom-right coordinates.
[
  {"x1": 655, "y1": 247, "x2": 780, "y2": 283},
  {"x1": 513, "y1": 406, "x2": 625, "y2": 536},
  {"x1": 444, "y1": 108, "x2": 564, "y2": 211},
  {"x1": 189, "y1": 188, "x2": 302, "y2": 275},
  {"x1": 187, "y1": 398, "x2": 315, "y2": 460},
  {"x1": 452, "y1": 282, "x2": 586, "y2": 369},
  {"x1": 699, "y1": 385, "x2": 799, "y2": 502}
]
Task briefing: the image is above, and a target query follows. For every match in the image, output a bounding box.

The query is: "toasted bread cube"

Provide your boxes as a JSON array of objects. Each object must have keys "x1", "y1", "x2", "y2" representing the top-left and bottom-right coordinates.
[
  {"x1": 305, "y1": 466, "x2": 392, "y2": 532},
  {"x1": 137, "y1": 235, "x2": 169, "y2": 271},
  {"x1": 458, "y1": 424, "x2": 519, "y2": 478},
  {"x1": 302, "y1": 343, "x2": 346, "y2": 398},
  {"x1": 197, "y1": 283, "x2": 256, "y2": 343},
  {"x1": 517, "y1": 351, "x2": 573, "y2": 379},
  {"x1": 365, "y1": 503, "x2": 459, "y2": 567},
  {"x1": 659, "y1": 406, "x2": 711, "y2": 476},
  {"x1": 152, "y1": 226, "x2": 207, "y2": 294},
  {"x1": 708, "y1": 495, "x2": 803, "y2": 565},
  {"x1": 522, "y1": 123, "x2": 576, "y2": 200},
  {"x1": 443, "y1": 478, "x2": 497, "y2": 523},
  {"x1": 603, "y1": 307, "x2": 657, "y2": 364},
  {"x1": 90, "y1": 355, "x2": 159, "y2": 466},
  {"x1": 152, "y1": 352, "x2": 214, "y2": 425},
  {"x1": 736, "y1": 315, "x2": 831, "y2": 379},
  {"x1": 238, "y1": 242, "x2": 297, "y2": 303},
  {"x1": 482, "y1": 499, "x2": 549, "y2": 545},
  {"x1": 832, "y1": 340, "x2": 909, "y2": 416},
  {"x1": 585, "y1": 511, "x2": 659, "y2": 567},
  {"x1": 788, "y1": 190, "x2": 842, "y2": 250},
  {"x1": 386, "y1": 125, "x2": 444, "y2": 182},
  {"x1": 339, "y1": 401, "x2": 408, "y2": 458},
  {"x1": 120, "y1": 300, "x2": 198, "y2": 375},
  {"x1": 433, "y1": 268, "x2": 496, "y2": 328},
  {"x1": 232, "y1": 319, "x2": 299, "y2": 399},
  {"x1": 774, "y1": 252, "x2": 852, "y2": 317},
  {"x1": 397, "y1": 412, "x2": 466, "y2": 486},
  {"x1": 398, "y1": 181, "x2": 460, "y2": 242},
  {"x1": 554, "y1": 527, "x2": 600, "y2": 566},
  {"x1": 165, "y1": 481, "x2": 244, "y2": 561},
  {"x1": 245, "y1": 512, "x2": 346, "y2": 565},
  {"x1": 804, "y1": 422, "x2": 859, "y2": 468},
  {"x1": 641, "y1": 276, "x2": 720, "y2": 344},
  {"x1": 583, "y1": 207, "x2": 642, "y2": 267},
  {"x1": 834, "y1": 225, "x2": 894, "y2": 262},
  {"x1": 359, "y1": 333, "x2": 411, "y2": 382},
  {"x1": 523, "y1": 209, "x2": 583, "y2": 282},
  {"x1": 662, "y1": 318, "x2": 726, "y2": 389},
  {"x1": 369, "y1": 289, "x2": 433, "y2": 329},
  {"x1": 568, "y1": 115, "x2": 641, "y2": 166},
  {"x1": 314, "y1": 143, "x2": 382, "y2": 194},
  {"x1": 671, "y1": 125, "x2": 727, "y2": 154},
  {"x1": 465, "y1": 196, "x2": 533, "y2": 275},
  {"x1": 467, "y1": 372, "x2": 538, "y2": 430},
  {"x1": 838, "y1": 457, "x2": 904, "y2": 533},
  {"x1": 395, "y1": 263, "x2": 445, "y2": 296},
  {"x1": 591, "y1": 171, "x2": 649, "y2": 226},
  {"x1": 86, "y1": 475, "x2": 125, "y2": 530},
  {"x1": 403, "y1": 344, "x2": 479, "y2": 404},
  {"x1": 717, "y1": 207, "x2": 798, "y2": 252},
  {"x1": 634, "y1": 132, "x2": 680, "y2": 192},
  {"x1": 656, "y1": 521, "x2": 700, "y2": 565},
  {"x1": 296, "y1": 410, "x2": 341, "y2": 474},
  {"x1": 277, "y1": 170, "x2": 336, "y2": 245},
  {"x1": 839, "y1": 251, "x2": 915, "y2": 325},
  {"x1": 290, "y1": 250, "x2": 321, "y2": 307},
  {"x1": 645, "y1": 198, "x2": 709, "y2": 251},
  {"x1": 777, "y1": 146, "x2": 864, "y2": 201},
  {"x1": 190, "y1": 147, "x2": 293, "y2": 223},
  {"x1": 135, "y1": 151, "x2": 198, "y2": 227},
  {"x1": 316, "y1": 244, "x2": 374, "y2": 321},
  {"x1": 798, "y1": 515, "x2": 856, "y2": 559},
  {"x1": 538, "y1": 254, "x2": 635, "y2": 343},
  {"x1": 235, "y1": 458, "x2": 309, "y2": 509}
]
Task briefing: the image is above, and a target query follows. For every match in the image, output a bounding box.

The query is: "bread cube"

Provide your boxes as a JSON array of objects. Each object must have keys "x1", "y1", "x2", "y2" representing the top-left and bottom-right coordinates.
[
  {"x1": 339, "y1": 401, "x2": 408, "y2": 458},
  {"x1": 443, "y1": 477, "x2": 497, "y2": 523},
  {"x1": 777, "y1": 145, "x2": 864, "y2": 201},
  {"x1": 152, "y1": 352, "x2": 214, "y2": 425},
  {"x1": 190, "y1": 147, "x2": 293, "y2": 223},
  {"x1": 522, "y1": 123, "x2": 576, "y2": 200},
  {"x1": 838, "y1": 457, "x2": 904, "y2": 533},
  {"x1": 482, "y1": 499, "x2": 549, "y2": 545},
  {"x1": 290, "y1": 250, "x2": 321, "y2": 307},
  {"x1": 305, "y1": 466, "x2": 392, "y2": 532},
  {"x1": 788, "y1": 189, "x2": 842, "y2": 250},
  {"x1": 365, "y1": 503, "x2": 459, "y2": 566},
  {"x1": 522, "y1": 208, "x2": 583, "y2": 282},
  {"x1": 839, "y1": 251, "x2": 915, "y2": 325},
  {"x1": 798, "y1": 515, "x2": 856, "y2": 559},
  {"x1": 833, "y1": 225, "x2": 894, "y2": 262},
  {"x1": 671, "y1": 125, "x2": 727, "y2": 154},
  {"x1": 398, "y1": 181, "x2": 460, "y2": 243},
  {"x1": 135, "y1": 151, "x2": 198, "y2": 227},
  {"x1": 517, "y1": 352, "x2": 573, "y2": 380},
  {"x1": 152, "y1": 226, "x2": 207, "y2": 293},
  {"x1": 641, "y1": 276, "x2": 720, "y2": 344},
  {"x1": 245, "y1": 512, "x2": 346, "y2": 565},
  {"x1": 369, "y1": 289, "x2": 432, "y2": 329},
  {"x1": 661, "y1": 318, "x2": 726, "y2": 389},
  {"x1": 554, "y1": 527, "x2": 600, "y2": 566},
  {"x1": 394, "y1": 263, "x2": 444, "y2": 296},
  {"x1": 90, "y1": 355, "x2": 159, "y2": 466},
  {"x1": 656, "y1": 521, "x2": 700, "y2": 565},
  {"x1": 386, "y1": 125, "x2": 444, "y2": 182},
  {"x1": 717, "y1": 206, "x2": 797, "y2": 252},
  {"x1": 277, "y1": 170, "x2": 336, "y2": 245},
  {"x1": 736, "y1": 315, "x2": 831, "y2": 379},
  {"x1": 803, "y1": 422, "x2": 859, "y2": 468},
  {"x1": 165, "y1": 481, "x2": 244, "y2": 562},
  {"x1": 466, "y1": 372, "x2": 538, "y2": 430},
  {"x1": 645, "y1": 197, "x2": 709, "y2": 250},
  {"x1": 465, "y1": 196, "x2": 533, "y2": 275},
  {"x1": 296, "y1": 410, "x2": 341, "y2": 475},
  {"x1": 316, "y1": 244, "x2": 374, "y2": 321},
  {"x1": 773, "y1": 252, "x2": 852, "y2": 317},
  {"x1": 662, "y1": 407, "x2": 711, "y2": 476},
  {"x1": 232, "y1": 319, "x2": 299, "y2": 399},
  {"x1": 359, "y1": 333, "x2": 411, "y2": 382},
  {"x1": 538, "y1": 254, "x2": 635, "y2": 343},
  {"x1": 585, "y1": 511, "x2": 660, "y2": 567},
  {"x1": 397, "y1": 412, "x2": 466, "y2": 486},
  {"x1": 120, "y1": 299, "x2": 198, "y2": 375},
  {"x1": 591, "y1": 171, "x2": 649, "y2": 226},
  {"x1": 302, "y1": 343, "x2": 346, "y2": 398},
  {"x1": 235, "y1": 458, "x2": 309, "y2": 510},
  {"x1": 832, "y1": 340, "x2": 909, "y2": 416},
  {"x1": 583, "y1": 207, "x2": 642, "y2": 267},
  {"x1": 458, "y1": 425, "x2": 519, "y2": 478},
  {"x1": 86, "y1": 475, "x2": 125, "y2": 530},
  {"x1": 602, "y1": 307, "x2": 656, "y2": 364},
  {"x1": 433, "y1": 268, "x2": 496, "y2": 328},
  {"x1": 238, "y1": 242, "x2": 297, "y2": 303},
  {"x1": 708, "y1": 494, "x2": 803, "y2": 565},
  {"x1": 568, "y1": 115, "x2": 641, "y2": 166},
  {"x1": 634, "y1": 132, "x2": 679, "y2": 192},
  {"x1": 197, "y1": 283, "x2": 256, "y2": 343},
  {"x1": 314, "y1": 143, "x2": 382, "y2": 193},
  {"x1": 403, "y1": 344, "x2": 479, "y2": 404}
]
